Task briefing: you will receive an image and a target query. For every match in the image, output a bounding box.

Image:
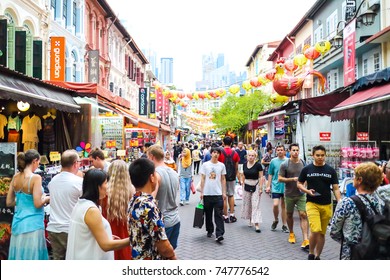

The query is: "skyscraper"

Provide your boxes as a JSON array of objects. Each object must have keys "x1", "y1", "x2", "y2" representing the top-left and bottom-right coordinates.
[{"x1": 160, "y1": 57, "x2": 173, "y2": 84}]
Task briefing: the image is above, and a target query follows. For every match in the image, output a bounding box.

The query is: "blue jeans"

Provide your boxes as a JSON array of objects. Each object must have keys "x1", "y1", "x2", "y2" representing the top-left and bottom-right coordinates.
[
  {"x1": 164, "y1": 222, "x2": 180, "y2": 249},
  {"x1": 180, "y1": 177, "x2": 192, "y2": 201}
]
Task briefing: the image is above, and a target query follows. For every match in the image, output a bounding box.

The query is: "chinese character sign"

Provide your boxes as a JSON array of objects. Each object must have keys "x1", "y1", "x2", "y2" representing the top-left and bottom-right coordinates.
[{"x1": 88, "y1": 50, "x2": 100, "y2": 83}]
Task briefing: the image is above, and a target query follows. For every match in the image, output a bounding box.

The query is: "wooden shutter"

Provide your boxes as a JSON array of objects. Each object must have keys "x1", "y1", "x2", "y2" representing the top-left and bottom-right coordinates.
[
  {"x1": 25, "y1": 33, "x2": 33, "y2": 76},
  {"x1": 33, "y1": 40, "x2": 43, "y2": 79},
  {"x1": 0, "y1": 19, "x2": 7, "y2": 66},
  {"x1": 15, "y1": 30, "x2": 26, "y2": 74},
  {"x1": 7, "y1": 23, "x2": 15, "y2": 70}
]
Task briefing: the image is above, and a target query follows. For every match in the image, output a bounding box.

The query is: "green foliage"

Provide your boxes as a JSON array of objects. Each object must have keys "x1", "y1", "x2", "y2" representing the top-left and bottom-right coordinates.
[{"x1": 212, "y1": 90, "x2": 272, "y2": 134}]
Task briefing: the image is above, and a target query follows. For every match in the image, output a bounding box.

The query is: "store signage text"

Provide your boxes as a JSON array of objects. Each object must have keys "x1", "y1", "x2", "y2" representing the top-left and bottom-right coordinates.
[
  {"x1": 50, "y1": 37, "x2": 66, "y2": 81},
  {"x1": 356, "y1": 132, "x2": 369, "y2": 141},
  {"x1": 139, "y1": 88, "x2": 148, "y2": 116},
  {"x1": 319, "y1": 132, "x2": 331, "y2": 141}
]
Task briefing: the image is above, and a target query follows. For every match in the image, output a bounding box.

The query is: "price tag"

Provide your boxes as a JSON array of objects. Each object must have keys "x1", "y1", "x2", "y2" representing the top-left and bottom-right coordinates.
[
  {"x1": 49, "y1": 152, "x2": 61, "y2": 162},
  {"x1": 117, "y1": 150, "x2": 126, "y2": 157}
]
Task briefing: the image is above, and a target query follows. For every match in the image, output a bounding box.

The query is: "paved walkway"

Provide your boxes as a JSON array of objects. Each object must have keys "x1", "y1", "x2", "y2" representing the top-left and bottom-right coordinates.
[{"x1": 174, "y1": 174, "x2": 341, "y2": 260}]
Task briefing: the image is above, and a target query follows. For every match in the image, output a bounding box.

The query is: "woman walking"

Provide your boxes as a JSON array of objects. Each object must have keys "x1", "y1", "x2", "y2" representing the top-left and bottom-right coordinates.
[
  {"x1": 6, "y1": 149, "x2": 50, "y2": 260},
  {"x1": 240, "y1": 149, "x2": 264, "y2": 232},
  {"x1": 101, "y1": 160, "x2": 135, "y2": 260},
  {"x1": 179, "y1": 147, "x2": 192, "y2": 205}
]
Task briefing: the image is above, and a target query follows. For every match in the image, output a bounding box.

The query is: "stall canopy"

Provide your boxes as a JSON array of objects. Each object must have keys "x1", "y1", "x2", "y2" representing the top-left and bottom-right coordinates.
[
  {"x1": 300, "y1": 89, "x2": 350, "y2": 116},
  {"x1": 330, "y1": 83, "x2": 390, "y2": 121},
  {"x1": 0, "y1": 65, "x2": 80, "y2": 113},
  {"x1": 45, "y1": 81, "x2": 130, "y2": 109},
  {"x1": 99, "y1": 99, "x2": 139, "y2": 125}
]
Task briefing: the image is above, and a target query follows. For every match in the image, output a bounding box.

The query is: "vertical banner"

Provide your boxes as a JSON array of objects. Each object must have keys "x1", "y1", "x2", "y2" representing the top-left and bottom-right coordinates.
[
  {"x1": 50, "y1": 36, "x2": 65, "y2": 81},
  {"x1": 149, "y1": 87, "x2": 156, "y2": 119},
  {"x1": 139, "y1": 88, "x2": 148, "y2": 116},
  {"x1": 343, "y1": 19, "x2": 356, "y2": 87},
  {"x1": 88, "y1": 50, "x2": 99, "y2": 83}
]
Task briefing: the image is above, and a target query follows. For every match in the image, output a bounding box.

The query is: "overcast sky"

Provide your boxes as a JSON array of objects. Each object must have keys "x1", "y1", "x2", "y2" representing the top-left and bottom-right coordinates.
[{"x1": 107, "y1": 0, "x2": 317, "y2": 90}]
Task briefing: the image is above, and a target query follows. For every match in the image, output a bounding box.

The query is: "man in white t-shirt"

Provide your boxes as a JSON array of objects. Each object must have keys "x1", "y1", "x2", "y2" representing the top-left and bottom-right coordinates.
[
  {"x1": 47, "y1": 149, "x2": 83, "y2": 259},
  {"x1": 199, "y1": 146, "x2": 227, "y2": 243}
]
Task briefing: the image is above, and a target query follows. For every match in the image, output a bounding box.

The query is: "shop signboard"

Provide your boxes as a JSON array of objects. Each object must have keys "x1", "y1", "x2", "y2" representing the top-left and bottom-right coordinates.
[
  {"x1": 139, "y1": 88, "x2": 148, "y2": 116},
  {"x1": 319, "y1": 132, "x2": 331, "y2": 141},
  {"x1": 50, "y1": 36, "x2": 66, "y2": 81},
  {"x1": 345, "y1": 0, "x2": 356, "y2": 21},
  {"x1": 88, "y1": 50, "x2": 99, "y2": 83},
  {"x1": 356, "y1": 132, "x2": 369, "y2": 141},
  {"x1": 0, "y1": 143, "x2": 17, "y2": 260},
  {"x1": 343, "y1": 19, "x2": 356, "y2": 86}
]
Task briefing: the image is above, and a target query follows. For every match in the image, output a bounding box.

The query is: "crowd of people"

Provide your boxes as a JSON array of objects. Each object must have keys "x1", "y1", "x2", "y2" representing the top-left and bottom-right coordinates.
[{"x1": 5, "y1": 136, "x2": 390, "y2": 260}]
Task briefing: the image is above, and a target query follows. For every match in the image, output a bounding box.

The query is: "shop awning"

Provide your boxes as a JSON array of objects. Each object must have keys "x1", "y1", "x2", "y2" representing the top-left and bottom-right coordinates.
[
  {"x1": 159, "y1": 122, "x2": 172, "y2": 133},
  {"x1": 99, "y1": 99, "x2": 139, "y2": 125},
  {"x1": 352, "y1": 67, "x2": 390, "y2": 92},
  {"x1": 45, "y1": 81, "x2": 131, "y2": 109},
  {"x1": 138, "y1": 117, "x2": 159, "y2": 131},
  {"x1": 0, "y1": 66, "x2": 80, "y2": 113},
  {"x1": 300, "y1": 89, "x2": 350, "y2": 116},
  {"x1": 258, "y1": 110, "x2": 286, "y2": 121},
  {"x1": 330, "y1": 83, "x2": 390, "y2": 121}
]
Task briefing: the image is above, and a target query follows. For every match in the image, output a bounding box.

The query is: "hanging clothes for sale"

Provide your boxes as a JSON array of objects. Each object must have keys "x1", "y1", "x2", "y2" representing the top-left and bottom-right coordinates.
[
  {"x1": 21, "y1": 112, "x2": 42, "y2": 151},
  {"x1": 42, "y1": 112, "x2": 56, "y2": 156},
  {"x1": 0, "y1": 113, "x2": 7, "y2": 139}
]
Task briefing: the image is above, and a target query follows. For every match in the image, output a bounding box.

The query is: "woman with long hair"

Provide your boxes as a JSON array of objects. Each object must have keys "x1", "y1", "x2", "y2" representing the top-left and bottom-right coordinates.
[
  {"x1": 240, "y1": 149, "x2": 264, "y2": 233},
  {"x1": 101, "y1": 160, "x2": 135, "y2": 259},
  {"x1": 179, "y1": 147, "x2": 192, "y2": 205},
  {"x1": 6, "y1": 149, "x2": 50, "y2": 259},
  {"x1": 66, "y1": 169, "x2": 129, "y2": 259}
]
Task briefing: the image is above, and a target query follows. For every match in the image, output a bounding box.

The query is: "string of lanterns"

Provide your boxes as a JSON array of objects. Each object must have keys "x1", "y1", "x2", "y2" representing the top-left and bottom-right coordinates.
[{"x1": 154, "y1": 41, "x2": 332, "y2": 106}]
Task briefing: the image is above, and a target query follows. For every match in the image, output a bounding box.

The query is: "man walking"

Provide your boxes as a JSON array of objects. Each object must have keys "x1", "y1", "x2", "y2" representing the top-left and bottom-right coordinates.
[
  {"x1": 47, "y1": 149, "x2": 83, "y2": 259},
  {"x1": 199, "y1": 146, "x2": 227, "y2": 242},
  {"x1": 278, "y1": 143, "x2": 309, "y2": 249},
  {"x1": 236, "y1": 141, "x2": 247, "y2": 187},
  {"x1": 147, "y1": 145, "x2": 181, "y2": 249},
  {"x1": 266, "y1": 145, "x2": 288, "y2": 232},
  {"x1": 297, "y1": 145, "x2": 341, "y2": 260},
  {"x1": 128, "y1": 158, "x2": 177, "y2": 260},
  {"x1": 218, "y1": 136, "x2": 240, "y2": 223}
]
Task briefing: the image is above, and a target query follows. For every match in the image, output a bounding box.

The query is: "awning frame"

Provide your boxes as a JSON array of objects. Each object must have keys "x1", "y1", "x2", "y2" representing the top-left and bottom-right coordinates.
[{"x1": 258, "y1": 110, "x2": 286, "y2": 121}]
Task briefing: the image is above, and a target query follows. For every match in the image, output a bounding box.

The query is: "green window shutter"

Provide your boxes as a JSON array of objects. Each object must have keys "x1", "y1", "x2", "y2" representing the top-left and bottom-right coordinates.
[
  {"x1": 0, "y1": 19, "x2": 7, "y2": 66},
  {"x1": 33, "y1": 40, "x2": 42, "y2": 79},
  {"x1": 7, "y1": 23, "x2": 15, "y2": 70},
  {"x1": 25, "y1": 33, "x2": 33, "y2": 76},
  {"x1": 15, "y1": 31, "x2": 26, "y2": 74}
]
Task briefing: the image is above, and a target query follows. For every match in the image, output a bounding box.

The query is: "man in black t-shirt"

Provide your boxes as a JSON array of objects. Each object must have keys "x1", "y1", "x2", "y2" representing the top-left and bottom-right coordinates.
[{"x1": 297, "y1": 145, "x2": 341, "y2": 260}]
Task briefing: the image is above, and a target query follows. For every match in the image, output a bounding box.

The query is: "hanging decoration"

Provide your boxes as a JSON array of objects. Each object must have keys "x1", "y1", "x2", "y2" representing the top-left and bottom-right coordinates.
[
  {"x1": 270, "y1": 93, "x2": 289, "y2": 103},
  {"x1": 228, "y1": 84, "x2": 240, "y2": 94},
  {"x1": 153, "y1": 40, "x2": 330, "y2": 103}
]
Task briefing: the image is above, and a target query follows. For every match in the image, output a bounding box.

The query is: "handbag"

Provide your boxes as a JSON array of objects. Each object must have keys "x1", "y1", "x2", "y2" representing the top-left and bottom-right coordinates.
[
  {"x1": 193, "y1": 200, "x2": 204, "y2": 228},
  {"x1": 244, "y1": 182, "x2": 258, "y2": 193},
  {"x1": 190, "y1": 180, "x2": 196, "y2": 194}
]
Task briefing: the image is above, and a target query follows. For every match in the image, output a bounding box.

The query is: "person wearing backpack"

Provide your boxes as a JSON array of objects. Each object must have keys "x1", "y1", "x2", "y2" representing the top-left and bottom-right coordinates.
[
  {"x1": 330, "y1": 162, "x2": 390, "y2": 260},
  {"x1": 218, "y1": 136, "x2": 240, "y2": 223}
]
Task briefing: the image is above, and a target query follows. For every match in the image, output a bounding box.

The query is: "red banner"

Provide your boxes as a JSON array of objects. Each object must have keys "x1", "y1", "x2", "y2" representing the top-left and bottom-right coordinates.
[
  {"x1": 343, "y1": 19, "x2": 356, "y2": 86},
  {"x1": 319, "y1": 132, "x2": 331, "y2": 141}
]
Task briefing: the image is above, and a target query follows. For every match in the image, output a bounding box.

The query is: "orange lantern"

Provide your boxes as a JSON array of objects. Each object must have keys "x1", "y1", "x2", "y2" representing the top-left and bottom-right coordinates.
[
  {"x1": 177, "y1": 92, "x2": 185, "y2": 99},
  {"x1": 250, "y1": 77, "x2": 261, "y2": 88},
  {"x1": 265, "y1": 70, "x2": 276, "y2": 81},
  {"x1": 304, "y1": 46, "x2": 320, "y2": 60},
  {"x1": 284, "y1": 59, "x2": 298, "y2": 72},
  {"x1": 186, "y1": 92, "x2": 193, "y2": 100}
]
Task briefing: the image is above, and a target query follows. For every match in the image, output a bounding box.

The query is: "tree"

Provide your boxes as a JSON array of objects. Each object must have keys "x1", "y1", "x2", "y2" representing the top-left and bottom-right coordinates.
[{"x1": 212, "y1": 90, "x2": 272, "y2": 136}]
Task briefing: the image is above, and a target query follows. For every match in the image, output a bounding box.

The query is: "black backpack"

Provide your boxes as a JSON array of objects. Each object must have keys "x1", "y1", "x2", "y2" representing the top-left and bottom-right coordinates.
[
  {"x1": 349, "y1": 195, "x2": 390, "y2": 260},
  {"x1": 221, "y1": 149, "x2": 236, "y2": 181}
]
